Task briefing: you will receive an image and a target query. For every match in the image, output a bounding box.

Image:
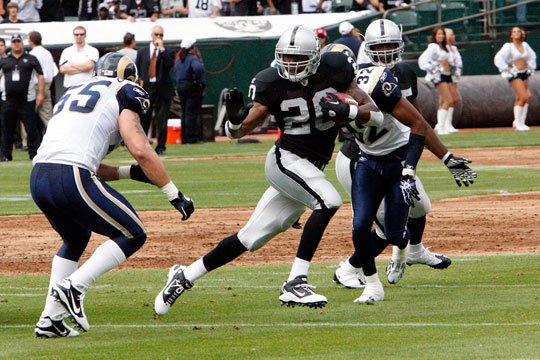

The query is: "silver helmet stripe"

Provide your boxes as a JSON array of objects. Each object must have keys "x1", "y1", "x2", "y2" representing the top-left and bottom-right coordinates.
[{"x1": 380, "y1": 19, "x2": 385, "y2": 36}]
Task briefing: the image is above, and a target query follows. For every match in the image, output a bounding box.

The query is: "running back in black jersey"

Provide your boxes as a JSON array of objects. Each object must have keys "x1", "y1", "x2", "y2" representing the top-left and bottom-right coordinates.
[
  {"x1": 249, "y1": 52, "x2": 356, "y2": 164},
  {"x1": 358, "y1": 62, "x2": 417, "y2": 103}
]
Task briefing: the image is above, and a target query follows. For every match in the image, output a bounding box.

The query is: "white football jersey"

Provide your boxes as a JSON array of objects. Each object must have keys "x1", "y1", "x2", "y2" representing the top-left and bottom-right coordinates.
[
  {"x1": 33, "y1": 76, "x2": 149, "y2": 173},
  {"x1": 353, "y1": 66, "x2": 410, "y2": 156},
  {"x1": 187, "y1": 0, "x2": 221, "y2": 17}
]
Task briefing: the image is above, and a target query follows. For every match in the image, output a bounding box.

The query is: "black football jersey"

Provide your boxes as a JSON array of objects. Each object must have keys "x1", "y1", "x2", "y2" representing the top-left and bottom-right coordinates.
[{"x1": 250, "y1": 52, "x2": 355, "y2": 164}]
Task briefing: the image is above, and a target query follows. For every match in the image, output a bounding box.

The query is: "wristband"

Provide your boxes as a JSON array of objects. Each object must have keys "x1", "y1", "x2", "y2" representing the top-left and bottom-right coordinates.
[
  {"x1": 442, "y1": 152, "x2": 452, "y2": 163},
  {"x1": 160, "y1": 181, "x2": 179, "y2": 201},
  {"x1": 402, "y1": 166, "x2": 416, "y2": 177},
  {"x1": 227, "y1": 121, "x2": 242, "y2": 130},
  {"x1": 365, "y1": 111, "x2": 384, "y2": 127},
  {"x1": 348, "y1": 105, "x2": 358, "y2": 120},
  {"x1": 118, "y1": 166, "x2": 131, "y2": 180}
]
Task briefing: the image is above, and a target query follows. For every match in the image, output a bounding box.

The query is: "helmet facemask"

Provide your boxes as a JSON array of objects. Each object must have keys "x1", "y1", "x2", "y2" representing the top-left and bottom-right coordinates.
[{"x1": 364, "y1": 19, "x2": 404, "y2": 68}]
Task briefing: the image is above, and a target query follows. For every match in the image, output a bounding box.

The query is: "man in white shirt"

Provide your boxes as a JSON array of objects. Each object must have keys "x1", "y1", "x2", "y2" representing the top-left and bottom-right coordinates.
[
  {"x1": 58, "y1": 26, "x2": 99, "y2": 89},
  {"x1": 28, "y1": 31, "x2": 58, "y2": 129},
  {"x1": 187, "y1": 0, "x2": 221, "y2": 17}
]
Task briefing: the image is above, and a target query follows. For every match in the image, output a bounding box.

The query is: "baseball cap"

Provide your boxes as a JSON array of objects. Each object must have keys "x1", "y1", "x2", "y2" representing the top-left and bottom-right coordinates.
[
  {"x1": 181, "y1": 38, "x2": 196, "y2": 49},
  {"x1": 315, "y1": 28, "x2": 327, "y2": 38},
  {"x1": 10, "y1": 33, "x2": 23, "y2": 42},
  {"x1": 339, "y1": 21, "x2": 354, "y2": 35}
]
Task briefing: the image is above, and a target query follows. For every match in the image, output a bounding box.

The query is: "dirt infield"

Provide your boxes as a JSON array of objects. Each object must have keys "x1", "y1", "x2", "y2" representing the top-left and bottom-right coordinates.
[{"x1": 1, "y1": 145, "x2": 539, "y2": 275}]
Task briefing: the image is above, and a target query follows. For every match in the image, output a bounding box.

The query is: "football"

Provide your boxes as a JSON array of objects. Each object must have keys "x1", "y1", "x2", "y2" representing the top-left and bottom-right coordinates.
[{"x1": 333, "y1": 92, "x2": 358, "y2": 106}]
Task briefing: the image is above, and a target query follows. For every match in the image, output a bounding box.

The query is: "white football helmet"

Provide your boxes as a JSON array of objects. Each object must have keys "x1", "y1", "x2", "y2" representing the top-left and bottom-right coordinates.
[
  {"x1": 275, "y1": 25, "x2": 320, "y2": 82},
  {"x1": 364, "y1": 19, "x2": 404, "y2": 68}
]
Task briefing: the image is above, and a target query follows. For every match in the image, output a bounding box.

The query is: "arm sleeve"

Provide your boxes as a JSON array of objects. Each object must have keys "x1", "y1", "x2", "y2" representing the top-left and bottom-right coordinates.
[
  {"x1": 418, "y1": 44, "x2": 437, "y2": 71},
  {"x1": 117, "y1": 82, "x2": 151, "y2": 116},
  {"x1": 525, "y1": 43, "x2": 537, "y2": 71},
  {"x1": 494, "y1": 43, "x2": 510, "y2": 72},
  {"x1": 371, "y1": 69, "x2": 402, "y2": 113}
]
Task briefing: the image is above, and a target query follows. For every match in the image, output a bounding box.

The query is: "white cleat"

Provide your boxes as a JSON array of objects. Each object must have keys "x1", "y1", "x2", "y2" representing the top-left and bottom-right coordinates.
[
  {"x1": 154, "y1": 265, "x2": 193, "y2": 315},
  {"x1": 386, "y1": 261, "x2": 406, "y2": 285},
  {"x1": 407, "y1": 247, "x2": 452, "y2": 269},
  {"x1": 333, "y1": 263, "x2": 366, "y2": 289},
  {"x1": 353, "y1": 281, "x2": 384, "y2": 304},
  {"x1": 279, "y1": 276, "x2": 327, "y2": 308}
]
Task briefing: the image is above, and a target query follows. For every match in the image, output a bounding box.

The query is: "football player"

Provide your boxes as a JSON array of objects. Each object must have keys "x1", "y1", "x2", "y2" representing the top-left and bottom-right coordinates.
[
  {"x1": 32, "y1": 53, "x2": 194, "y2": 337},
  {"x1": 154, "y1": 25, "x2": 382, "y2": 314},
  {"x1": 321, "y1": 19, "x2": 476, "y2": 303}
]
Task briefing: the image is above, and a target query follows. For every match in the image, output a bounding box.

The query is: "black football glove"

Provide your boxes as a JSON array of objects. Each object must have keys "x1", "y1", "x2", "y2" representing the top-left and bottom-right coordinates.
[
  {"x1": 319, "y1": 93, "x2": 352, "y2": 124},
  {"x1": 444, "y1": 153, "x2": 477, "y2": 187},
  {"x1": 170, "y1": 192, "x2": 195, "y2": 221},
  {"x1": 129, "y1": 164, "x2": 154, "y2": 184},
  {"x1": 225, "y1": 88, "x2": 251, "y2": 125},
  {"x1": 400, "y1": 175, "x2": 420, "y2": 207}
]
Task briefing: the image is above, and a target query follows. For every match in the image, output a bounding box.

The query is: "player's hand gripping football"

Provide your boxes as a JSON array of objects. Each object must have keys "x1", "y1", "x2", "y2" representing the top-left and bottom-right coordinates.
[
  {"x1": 319, "y1": 92, "x2": 356, "y2": 125},
  {"x1": 224, "y1": 88, "x2": 252, "y2": 125},
  {"x1": 444, "y1": 153, "x2": 477, "y2": 187},
  {"x1": 400, "y1": 174, "x2": 420, "y2": 207},
  {"x1": 170, "y1": 192, "x2": 195, "y2": 220}
]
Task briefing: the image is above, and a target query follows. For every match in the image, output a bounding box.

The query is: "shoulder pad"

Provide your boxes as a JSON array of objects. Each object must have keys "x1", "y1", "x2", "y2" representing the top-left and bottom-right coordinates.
[{"x1": 116, "y1": 81, "x2": 150, "y2": 116}]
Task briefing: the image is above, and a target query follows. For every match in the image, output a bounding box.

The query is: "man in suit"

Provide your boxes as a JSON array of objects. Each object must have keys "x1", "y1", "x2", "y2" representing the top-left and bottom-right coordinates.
[{"x1": 136, "y1": 25, "x2": 175, "y2": 155}]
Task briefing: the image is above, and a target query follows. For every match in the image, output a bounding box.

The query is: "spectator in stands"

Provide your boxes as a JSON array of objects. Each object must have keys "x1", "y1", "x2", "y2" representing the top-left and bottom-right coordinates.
[
  {"x1": 98, "y1": 2, "x2": 112, "y2": 19},
  {"x1": 175, "y1": 38, "x2": 206, "y2": 145},
  {"x1": 2, "y1": 2, "x2": 23, "y2": 23},
  {"x1": 78, "y1": 0, "x2": 99, "y2": 20},
  {"x1": 231, "y1": 0, "x2": 249, "y2": 15},
  {"x1": 380, "y1": 0, "x2": 410, "y2": 10},
  {"x1": 350, "y1": 0, "x2": 383, "y2": 12},
  {"x1": 249, "y1": 0, "x2": 277, "y2": 15},
  {"x1": 136, "y1": 25, "x2": 175, "y2": 154},
  {"x1": 335, "y1": 21, "x2": 363, "y2": 60},
  {"x1": 39, "y1": 0, "x2": 64, "y2": 21},
  {"x1": 418, "y1": 26, "x2": 455, "y2": 135},
  {"x1": 161, "y1": 0, "x2": 189, "y2": 17},
  {"x1": 59, "y1": 26, "x2": 100, "y2": 90},
  {"x1": 315, "y1": 28, "x2": 328, "y2": 49},
  {"x1": 117, "y1": 32, "x2": 137, "y2": 63},
  {"x1": 28, "y1": 31, "x2": 58, "y2": 132},
  {"x1": 301, "y1": 0, "x2": 323, "y2": 13},
  {"x1": 0, "y1": 33, "x2": 44, "y2": 162},
  {"x1": 12, "y1": 0, "x2": 41, "y2": 22},
  {"x1": 444, "y1": 27, "x2": 461, "y2": 133},
  {"x1": 187, "y1": 0, "x2": 220, "y2": 17},
  {"x1": 273, "y1": 0, "x2": 299, "y2": 14},
  {"x1": 494, "y1": 27, "x2": 537, "y2": 131},
  {"x1": 119, "y1": 0, "x2": 160, "y2": 22}
]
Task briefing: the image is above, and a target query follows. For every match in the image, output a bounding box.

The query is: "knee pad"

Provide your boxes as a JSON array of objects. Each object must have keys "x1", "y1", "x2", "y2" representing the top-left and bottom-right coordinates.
[{"x1": 114, "y1": 232, "x2": 147, "y2": 258}]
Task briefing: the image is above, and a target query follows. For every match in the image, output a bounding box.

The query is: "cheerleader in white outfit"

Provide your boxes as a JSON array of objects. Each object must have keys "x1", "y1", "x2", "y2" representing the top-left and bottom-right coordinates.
[
  {"x1": 445, "y1": 28, "x2": 462, "y2": 133},
  {"x1": 418, "y1": 27, "x2": 456, "y2": 135},
  {"x1": 494, "y1": 27, "x2": 537, "y2": 131}
]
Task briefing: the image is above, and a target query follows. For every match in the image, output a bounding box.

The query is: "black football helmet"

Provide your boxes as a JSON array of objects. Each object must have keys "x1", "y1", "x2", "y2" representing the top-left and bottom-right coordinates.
[{"x1": 94, "y1": 52, "x2": 139, "y2": 82}]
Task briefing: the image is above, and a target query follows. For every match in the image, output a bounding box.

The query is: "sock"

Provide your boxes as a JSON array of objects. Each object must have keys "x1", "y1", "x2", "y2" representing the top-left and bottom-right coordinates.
[
  {"x1": 409, "y1": 243, "x2": 425, "y2": 254},
  {"x1": 391, "y1": 245, "x2": 408, "y2": 263},
  {"x1": 288, "y1": 257, "x2": 310, "y2": 281},
  {"x1": 513, "y1": 105, "x2": 524, "y2": 126},
  {"x1": 447, "y1": 107, "x2": 455, "y2": 130},
  {"x1": 183, "y1": 258, "x2": 208, "y2": 283},
  {"x1": 364, "y1": 273, "x2": 381, "y2": 285},
  {"x1": 41, "y1": 255, "x2": 78, "y2": 319},
  {"x1": 522, "y1": 103, "x2": 529, "y2": 125},
  {"x1": 407, "y1": 216, "x2": 426, "y2": 245},
  {"x1": 202, "y1": 234, "x2": 247, "y2": 272},
  {"x1": 295, "y1": 208, "x2": 338, "y2": 260},
  {"x1": 68, "y1": 240, "x2": 126, "y2": 289},
  {"x1": 436, "y1": 109, "x2": 448, "y2": 133},
  {"x1": 342, "y1": 257, "x2": 360, "y2": 273}
]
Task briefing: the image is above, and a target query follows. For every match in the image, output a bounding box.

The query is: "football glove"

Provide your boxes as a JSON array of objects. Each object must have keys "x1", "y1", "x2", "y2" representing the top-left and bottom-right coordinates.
[
  {"x1": 444, "y1": 153, "x2": 477, "y2": 187},
  {"x1": 225, "y1": 88, "x2": 250, "y2": 125},
  {"x1": 400, "y1": 175, "x2": 420, "y2": 207},
  {"x1": 319, "y1": 93, "x2": 353, "y2": 124},
  {"x1": 170, "y1": 192, "x2": 195, "y2": 221}
]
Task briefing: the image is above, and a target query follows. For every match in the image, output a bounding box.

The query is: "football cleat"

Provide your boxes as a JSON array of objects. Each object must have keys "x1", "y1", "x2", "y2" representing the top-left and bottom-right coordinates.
[
  {"x1": 353, "y1": 281, "x2": 384, "y2": 304},
  {"x1": 333, "y1": 262, "x2": 366, "y2": 289},
  {"x1": 34, "y1": 316, "x2": 80, "y2": 338},
  {"x1": 386, "y1": 261, "x2": 406, "y2": 285},
  {"x1": 51, "y1": 280, "x2": 89, "y2": 332},
  {"x1": 278, "y1": 275, "x2": 327, "y2": 308},
  {"x1": 407, "y1": 247, "x2": 452, "y2": 269},
  {"x1": 154, "y1": 265, "x2": 193, "y2": 315}
]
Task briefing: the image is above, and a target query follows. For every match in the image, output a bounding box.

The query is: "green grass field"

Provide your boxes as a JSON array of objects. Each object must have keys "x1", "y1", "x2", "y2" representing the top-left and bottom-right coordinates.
[{"x1": 1, "y1": 129, "x2": 539, "y2": 358}]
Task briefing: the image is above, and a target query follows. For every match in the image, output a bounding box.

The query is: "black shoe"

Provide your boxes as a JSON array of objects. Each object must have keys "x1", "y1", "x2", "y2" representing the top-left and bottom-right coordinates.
[
  {"x1": 34, "y1": 316, "x2": 80, "y2": 338},
  {"x1": 155, "y1": 148, "x2": 166, "y2": 156},
  {"x1": 0, "y1": 155, "x2": 11, "y2": 162}
]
